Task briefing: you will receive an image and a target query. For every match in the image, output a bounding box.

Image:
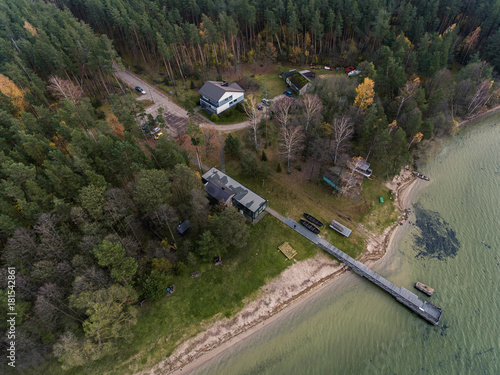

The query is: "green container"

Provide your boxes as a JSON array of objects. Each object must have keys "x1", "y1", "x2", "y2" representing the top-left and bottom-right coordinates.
[{"x1": 379, "y1": 196, "x2": 384, "y2": 203}]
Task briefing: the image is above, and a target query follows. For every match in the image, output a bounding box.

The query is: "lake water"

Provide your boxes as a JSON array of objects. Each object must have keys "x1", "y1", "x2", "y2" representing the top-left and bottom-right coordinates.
[{"x1": 191, "y1": 114, "x2": 500, "y2": 375}]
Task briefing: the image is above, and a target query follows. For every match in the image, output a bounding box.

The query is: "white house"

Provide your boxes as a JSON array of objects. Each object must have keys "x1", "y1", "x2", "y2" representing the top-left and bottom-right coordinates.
[{"x1": 198, "y1": 81, "x2": 245, "y2": 115}]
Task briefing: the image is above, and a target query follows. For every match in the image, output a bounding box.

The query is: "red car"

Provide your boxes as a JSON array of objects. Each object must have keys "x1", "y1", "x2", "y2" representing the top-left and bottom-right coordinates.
[{"x1": 345, "y1": 66, "x2": 355, "y2": 73}]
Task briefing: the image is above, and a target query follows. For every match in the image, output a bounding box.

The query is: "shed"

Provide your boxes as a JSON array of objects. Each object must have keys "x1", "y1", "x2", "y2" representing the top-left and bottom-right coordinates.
[{"x1": 176, "y1": 219, "x2": 191, "y2": 236}]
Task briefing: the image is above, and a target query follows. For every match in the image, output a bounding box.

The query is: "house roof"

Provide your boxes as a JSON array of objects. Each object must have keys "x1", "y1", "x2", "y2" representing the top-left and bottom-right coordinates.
[
  {"x1": 299, "y1": 70, "x2": 316, "y2": 78},
  {"x1": 176, "y1": 219, "x2": 191, "y2": 235},
  {"x1": 198, "y1": 81, "x2": 245, "y2": 102},
  {"x1": 201, "y1": 167, "x2": 267, "y2": 213},
  {"x1": 205, "y1": 180, "x2": 235, "y2": 202},
  {"x1": 289, "y1": 73, "x2": 309, "y2": 89},
  {"x1": 281, "y1": 70, "x2": 297, "y2": 80}
]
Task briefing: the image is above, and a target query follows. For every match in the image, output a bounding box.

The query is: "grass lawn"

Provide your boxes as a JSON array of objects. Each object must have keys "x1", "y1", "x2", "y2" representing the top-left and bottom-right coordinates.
[
  {"x1": 251, "y1": 71, "x2": 286, "y2": 98},
  {"x1": 35, "y1": 215, "x2": 318, "y2": 375},
  {"x1": 198, "y1": 106, "x2": 248, "y2": 124}
]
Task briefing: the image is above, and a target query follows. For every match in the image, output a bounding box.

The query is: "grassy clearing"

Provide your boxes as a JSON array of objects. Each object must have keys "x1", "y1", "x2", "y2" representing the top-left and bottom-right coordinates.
[
  {"x1": 198, "y1": 106, "x2": 248, "y2": 124},
  {"x1": 35, "y1": 215, "x2": 318, "y2": 375}
]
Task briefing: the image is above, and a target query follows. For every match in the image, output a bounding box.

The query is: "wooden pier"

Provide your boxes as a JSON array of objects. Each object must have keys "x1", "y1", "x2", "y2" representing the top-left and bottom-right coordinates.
[{"x1": 283, "y1": 217, "x2": 442, "y2": 325}]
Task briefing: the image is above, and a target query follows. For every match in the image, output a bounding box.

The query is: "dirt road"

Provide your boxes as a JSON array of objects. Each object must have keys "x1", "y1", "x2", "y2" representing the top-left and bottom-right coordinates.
[{"x1": 114, "y1": 68, "x2": 283, "y2": 134}]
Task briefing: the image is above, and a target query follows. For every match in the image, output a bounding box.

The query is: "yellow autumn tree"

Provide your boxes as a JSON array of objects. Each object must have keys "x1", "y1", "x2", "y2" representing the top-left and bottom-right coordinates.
[
  {"x1": 23, "y1": 21, "x2": 38, "y2": 36},
  {"x1": 354, "y1": 77, "x2": 375, "y2": 110},
  {"x1": 408, "y1": 132, "x2": 423, "y2": 150},
  {"x1": 0, "y1": 74, "x2": 26, "y2": 112}
]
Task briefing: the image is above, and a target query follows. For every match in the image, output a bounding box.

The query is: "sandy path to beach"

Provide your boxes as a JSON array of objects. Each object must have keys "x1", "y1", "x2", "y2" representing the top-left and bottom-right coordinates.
[{"x1": 136, "y1": 169, "x2": 420, "y2": 375}]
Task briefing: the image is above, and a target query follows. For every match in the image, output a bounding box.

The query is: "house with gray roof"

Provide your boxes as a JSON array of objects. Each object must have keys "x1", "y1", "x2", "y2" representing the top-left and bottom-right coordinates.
[
  {"x1": 198, "y1": 81, "x2": 245, "y2": 115},
  {"x1": 201, "y1": 167, "x2": 267, "y2": 222}
]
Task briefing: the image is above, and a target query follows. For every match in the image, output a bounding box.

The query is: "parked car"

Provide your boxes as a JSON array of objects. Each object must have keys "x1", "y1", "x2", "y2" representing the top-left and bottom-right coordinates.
[
  {"x1": 154, "y1": 132, "x2": 163, "y2": 140},
  {"x1": 141, "y1": 124, "x2": 150, "y2": 134},
  {"x1": 135, "y1": 86, "x2": 146, "y2": 95},
  {"x1": 283, "y1": 90, "x2": 293, "y2": 97},
  {"x1": 261, "y1": 98, "x2": 271, "y2": 106},
  {"x1": 345, "y1": 66, "x2": 355, "y2": 73},
  {"x1": 257, "y1": 103, "x2": 263, "y2": 110},
  {"x1": 152, "y1": 127, "x2": 161, "y2": 134},
  {"x1": 324, "y1": 66, "x2": 331, "y2": 70}
]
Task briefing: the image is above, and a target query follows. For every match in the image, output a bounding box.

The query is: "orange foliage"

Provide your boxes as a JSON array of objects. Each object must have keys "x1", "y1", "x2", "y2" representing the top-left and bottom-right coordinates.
[
  {"x1": 354, "y1": 77, "x2": 375, "y2": 110},
  {"x1": 107, "y1": 113, "x2": 125, "y2": 139},
  {"x1": 23, "y1": 21, "x2": 38, "y2": 36},
  {"x1": 0, "y1": 74, "x2": 26, "y2": 112}
]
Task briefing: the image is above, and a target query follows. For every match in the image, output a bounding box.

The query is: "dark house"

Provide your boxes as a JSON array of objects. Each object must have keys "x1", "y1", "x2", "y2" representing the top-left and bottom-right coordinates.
[
  {"x1": 300, "y1": 69, "x2": 316, "y2": 79},
  {"x1": 281, "y1": 69, "x2": 311, "y2": 95},
  {"x1": 201, "y1": 167, "x2": 267, "y2": 222},
  {"x1": 176, "y1": 219, "x2": 191, "y2": 236}
]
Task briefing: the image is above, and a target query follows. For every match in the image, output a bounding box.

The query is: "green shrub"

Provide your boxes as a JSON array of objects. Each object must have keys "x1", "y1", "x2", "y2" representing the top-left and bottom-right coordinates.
[
  {"x1": 276, "y1": 163, "x2": 282, "y2": 173},
  {"x1": 211, "y1": 113, "x2": 219, "y2": 122},
  {"x1": 261, "y1": 151, "x2": 268, "y2": 161}
]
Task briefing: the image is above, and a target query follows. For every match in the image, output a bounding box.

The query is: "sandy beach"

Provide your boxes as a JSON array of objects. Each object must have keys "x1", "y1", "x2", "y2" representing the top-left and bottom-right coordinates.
[{"x1": 137, "y1": 168, "x2": 422, "y2": 375}]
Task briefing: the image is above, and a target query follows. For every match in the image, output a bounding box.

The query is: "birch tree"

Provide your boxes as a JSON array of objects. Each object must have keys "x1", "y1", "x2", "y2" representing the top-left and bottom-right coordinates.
[
  {"x1": 330, "y1": 116, "x2": 354, "y2": 164},
  {"x1": 395, "y1": 77, "x2": 420, "y2": 118},
  {"x1": 272, "y1": 96, "x2": 294, "y2": 129},
  {"x1": 467, "y1": 79, "x2": 492, "y2": 119},
  {"x1": 47, "y1": 76, "x2": 84, "y2": 104},
  {"x1": 301, "y1": 93, "x2": 322, "y2": 131},
  {"x1": 242, "y1": 94, "x2": 260, "y2": 151},
  {"x1": 279, "y1": 125, "x2": 305, "y2": 173},
  {"x1": 341, "y1": 156, "x2": 365, "y2": 198}
]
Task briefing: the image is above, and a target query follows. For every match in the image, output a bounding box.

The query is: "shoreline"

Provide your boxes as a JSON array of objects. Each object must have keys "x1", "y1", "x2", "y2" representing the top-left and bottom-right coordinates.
[{"x1": 138, "y1": 169, "x2": 423, "y2": 375}]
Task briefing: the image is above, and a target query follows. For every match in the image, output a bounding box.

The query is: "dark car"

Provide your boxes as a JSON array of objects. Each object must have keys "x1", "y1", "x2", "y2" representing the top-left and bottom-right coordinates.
[
  {"x1": 135, "y1": 86, "x2": 146, "y2": 95},
  {"x1": 283, "y1": 90, "x2": 293, "y2": 97}
]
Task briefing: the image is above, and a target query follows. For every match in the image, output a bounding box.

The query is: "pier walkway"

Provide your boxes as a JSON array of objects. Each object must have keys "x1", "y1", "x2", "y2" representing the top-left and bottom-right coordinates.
[{"x1": 282, "y1": 217, "x2": 442, "y2": 325}]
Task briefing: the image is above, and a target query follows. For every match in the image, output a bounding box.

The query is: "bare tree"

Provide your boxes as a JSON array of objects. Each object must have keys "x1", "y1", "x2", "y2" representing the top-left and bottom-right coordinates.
[
  {"x1": 330, "y1": 116, "x2": 354, "y2": 164},
  {"x1": 202, "y1": 125, "x2": 218, "y2": 158},
  {"x1": 467, "y1": 80, "x2": 492, "y2": 119},
  {"x1": 341, "y1": 156, "x2": 365, "y2": 198},
  {"x1": 301, "y1": 93, "x2": 323, "y2": 131},
  {"x1": 272, "y1": 96, "x2": 294, "y2": 129},
  {"x1": 395, "y1": 77, "x2": 420, "y2": 118},
  {"x1": 47, "y1": 76, "x2": 84, "y2": 104},
  {"x1": 279, "y1": 126, "x2": 305, "y2": 173},
  {"x1": 242, "y1": 94, "x2": 260, "y2": 151}
]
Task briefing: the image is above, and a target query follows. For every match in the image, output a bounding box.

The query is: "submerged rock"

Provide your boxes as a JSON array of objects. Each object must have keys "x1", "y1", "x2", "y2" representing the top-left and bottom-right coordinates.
[{"x1": 413, "y1": 204, "x2": 460, "y2": 260}]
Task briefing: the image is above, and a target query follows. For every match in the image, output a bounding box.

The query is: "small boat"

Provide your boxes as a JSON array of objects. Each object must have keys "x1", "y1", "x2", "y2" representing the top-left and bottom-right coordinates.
[
  {"x1": 415, "y1": 281, "x2": 434, "y2": 296},
  {"x1": 304, "y1": 213, "x2": 323, "y2": 227},
  {"x1": 412, "y1": 171, "x2": 430, "y2": 181},
  {"x1": 329, "y1": 220, "x2": 352, "y2": 237},
  {"x1": 300, "y1": 219, "x2": 320, "y2": 234}
]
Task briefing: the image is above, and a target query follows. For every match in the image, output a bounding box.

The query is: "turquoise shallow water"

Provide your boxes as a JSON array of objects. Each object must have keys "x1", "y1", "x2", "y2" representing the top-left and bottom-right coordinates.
[{"x1": 192, "y1": 114, "x2": 500, "y2": 375}]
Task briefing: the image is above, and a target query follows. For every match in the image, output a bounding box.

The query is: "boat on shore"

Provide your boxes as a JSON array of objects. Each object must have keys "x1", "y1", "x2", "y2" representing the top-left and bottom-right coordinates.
[
  {"x1": 412, "y1": 171, "x2": 430, "y2": 181},
  {"x1": 328, "y1": 220, "x2": 352, "y2": 237},
  {"x1": 300, "y1": 219, "x2": 320, "y2": 234},
  {"x1": 415, "y1": 281, "x2": 434, "y2": 296},
  {"x1": 304, "y1": 213, "x2": 323, "y2": 227}
]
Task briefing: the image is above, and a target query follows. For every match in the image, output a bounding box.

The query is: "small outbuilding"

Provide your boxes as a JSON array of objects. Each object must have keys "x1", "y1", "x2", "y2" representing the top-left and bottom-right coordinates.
[{"x1": 176, "y1": 219, "x2": 191, "y2": 236}]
